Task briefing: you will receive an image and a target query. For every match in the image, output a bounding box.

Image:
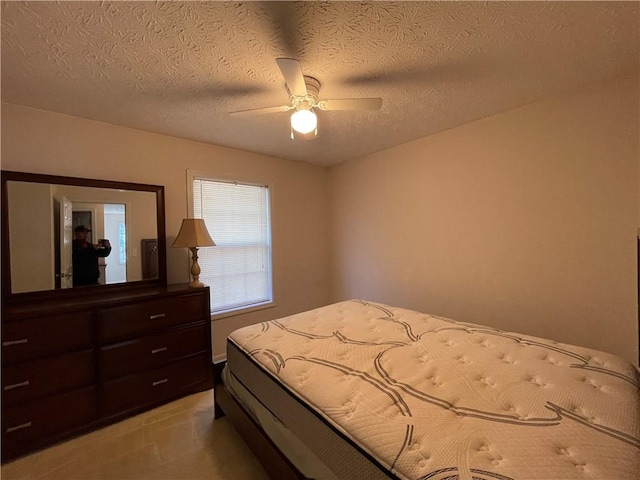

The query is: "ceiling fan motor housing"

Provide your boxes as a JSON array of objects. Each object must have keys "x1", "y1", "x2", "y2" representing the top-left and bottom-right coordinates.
[{"x1": 289, "y1": 76, "x2": 321, "y2": 110}]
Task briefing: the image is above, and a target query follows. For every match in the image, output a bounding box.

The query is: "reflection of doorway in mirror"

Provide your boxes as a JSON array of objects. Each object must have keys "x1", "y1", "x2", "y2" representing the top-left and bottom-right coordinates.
[
  {"x1": 59, "y1": 197, "x2": 73, "y2": 289},
  {"x1": 104, "y1": 204, "x2": 126, "y2": 284},
  {"x1": 72, "y1": 208, "x2": 103, "y2": 283},
  {"x1": 73, "y1": 211, "x2": 93, "y2": 242}
]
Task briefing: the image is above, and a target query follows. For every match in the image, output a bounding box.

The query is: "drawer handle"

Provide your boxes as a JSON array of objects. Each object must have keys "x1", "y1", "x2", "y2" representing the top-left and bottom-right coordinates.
[
  {"x1": 3, "y1": 338, "x2": 28, "y2": 347},
  {"x1": 6, "y1": 421, "x2": 32, "y2": 433},
  {"x1": 149, "y1": 313, "x2": 166, "y2": 320},
  {"x1": 151, "y1": 347, "x2": 168, "y2": 354},
  {"x1": 152, "y1": 378, "x2": 168, "y2": 387},
  {"x1": 4, "y1": 380, "x2": 30, "y2": 391}
]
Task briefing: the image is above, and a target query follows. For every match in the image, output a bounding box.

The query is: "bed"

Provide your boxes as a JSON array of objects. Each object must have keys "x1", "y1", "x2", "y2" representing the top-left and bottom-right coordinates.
[{"x1": 213, "y1": 300, "x2": 640, "y2": 480}]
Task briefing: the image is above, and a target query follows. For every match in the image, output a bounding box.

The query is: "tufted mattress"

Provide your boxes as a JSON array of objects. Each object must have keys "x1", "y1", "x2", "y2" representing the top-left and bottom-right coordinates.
[{"x1": 225, "y1": 300, "x2": 640, "y2": 480}]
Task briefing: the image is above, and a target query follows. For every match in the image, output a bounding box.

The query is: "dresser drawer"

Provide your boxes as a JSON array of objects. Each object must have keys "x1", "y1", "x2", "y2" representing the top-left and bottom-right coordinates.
[
  {"x1": 99, "y1": 324, "x2": 208, "y2": 380},
  {"x1": 98, "y1": 294, "x2": 207, "y2": 342},
  {"x1": 100, "y1": 354, "x2": 209, "y2": 417},
  {"x1": 2, "y1": 311, "x2": 93, "y2": 364},
  {"x1": 2, "y1": 387, "x2": 97, "y2": 457},
  {"x1": 2, "y1": 350, "x2": 95, "y2": 408}
]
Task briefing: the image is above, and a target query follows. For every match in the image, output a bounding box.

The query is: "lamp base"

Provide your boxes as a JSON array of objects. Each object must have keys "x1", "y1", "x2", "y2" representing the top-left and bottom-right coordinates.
[
  {"x1": 188, "y1": 280, "x2": 205, "y2": 289},
  {"x1": 188, "y1": 247, "x2": 206, "y2": 289}
]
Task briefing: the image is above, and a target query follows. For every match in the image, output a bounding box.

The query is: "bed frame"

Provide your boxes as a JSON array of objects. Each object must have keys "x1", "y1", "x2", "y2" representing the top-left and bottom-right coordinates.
[{"x1": 213, "y1": 361, "x2": 307, "y2": 480}]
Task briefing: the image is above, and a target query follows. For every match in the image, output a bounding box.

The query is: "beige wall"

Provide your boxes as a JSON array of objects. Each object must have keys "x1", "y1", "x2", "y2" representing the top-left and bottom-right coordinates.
[
  {"x1": 1, "y1": 103, "x2": 330, "y2": 360},
  {"x1": 3, "y1": 73, "x2": 638, "y2": 365},
  {"x1": 329, "y1": 74, "x2": 639, "y2": 365}
]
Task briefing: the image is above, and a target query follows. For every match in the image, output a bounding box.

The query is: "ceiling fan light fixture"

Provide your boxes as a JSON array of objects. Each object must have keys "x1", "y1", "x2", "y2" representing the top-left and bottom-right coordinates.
[
  {"x1": 229, "y1": 59, "x2": 382, "y2": 140},
  {"x1": 290, "y1": 108, "x2": 317, "y2": 134}
]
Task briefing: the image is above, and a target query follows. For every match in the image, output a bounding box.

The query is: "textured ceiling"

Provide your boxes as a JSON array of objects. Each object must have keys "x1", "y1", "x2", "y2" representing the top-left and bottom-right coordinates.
[{"x1": 2, "y1": 1, "x2": 638, "y2": 167}]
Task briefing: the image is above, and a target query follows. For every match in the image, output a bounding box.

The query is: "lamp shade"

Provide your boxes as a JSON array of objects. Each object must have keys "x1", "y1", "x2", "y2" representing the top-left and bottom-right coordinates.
[
  {"x1": 171, "y1": 218, "x2": 216, "y2": 248},
  {"x1": 291, "y1": 109, "x2": 317, "y2": 134}
]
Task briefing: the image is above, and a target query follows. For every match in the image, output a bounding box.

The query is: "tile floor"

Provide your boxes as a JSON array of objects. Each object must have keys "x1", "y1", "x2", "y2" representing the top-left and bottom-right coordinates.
[{"x1": 1, "y1": 390, "x2": 270, "y2": 480}]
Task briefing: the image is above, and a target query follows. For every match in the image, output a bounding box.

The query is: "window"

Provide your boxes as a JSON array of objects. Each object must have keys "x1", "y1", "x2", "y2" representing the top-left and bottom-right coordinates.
[
  {"x1": 191, "y1": 176, "x2": 273, "y2": 315},
  {"x1": 118, "y1": 222, "x2": 126, "y2": 265}
]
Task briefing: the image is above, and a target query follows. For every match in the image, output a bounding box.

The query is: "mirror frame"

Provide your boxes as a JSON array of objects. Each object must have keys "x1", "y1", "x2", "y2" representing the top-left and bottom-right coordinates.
[{"x1": 1, "y1": 170, "x2": 167, "y2": 302}]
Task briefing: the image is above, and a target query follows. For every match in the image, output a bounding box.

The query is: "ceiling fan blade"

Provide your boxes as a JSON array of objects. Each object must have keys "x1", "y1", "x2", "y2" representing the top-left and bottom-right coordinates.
[
  {"x1": 229, "y1": 105, "x2": 292, "y2": 117},
  {"x1": 257, "y1": 3, "x2": 303, "y2": 58},
  {"x1": 317, "y1": 98, "x2": 383, "y2": 111},
  {"x1": 276, "y1": 58, "x2": 307, "y2": 97}
]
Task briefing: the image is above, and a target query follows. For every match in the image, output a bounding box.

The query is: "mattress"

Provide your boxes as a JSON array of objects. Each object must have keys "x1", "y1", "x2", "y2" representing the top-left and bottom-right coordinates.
[
  {"x1": 223, "y1": 363, "x2": 343, "y2": 479},
  {"x1": 226, "y1": 300, "x2": 640, "y2": 480}
]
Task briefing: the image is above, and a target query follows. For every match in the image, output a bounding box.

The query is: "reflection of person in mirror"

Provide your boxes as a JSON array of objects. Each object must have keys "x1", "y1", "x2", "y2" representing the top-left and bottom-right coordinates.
[{"x1": 72, "y1": 225, "x2": 111, "y2": 286}]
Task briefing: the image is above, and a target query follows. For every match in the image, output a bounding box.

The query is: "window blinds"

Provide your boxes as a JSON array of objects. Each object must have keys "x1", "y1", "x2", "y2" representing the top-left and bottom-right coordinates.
[{"x1": 193, "y1": 179, "x2": 272, "y2": 314}]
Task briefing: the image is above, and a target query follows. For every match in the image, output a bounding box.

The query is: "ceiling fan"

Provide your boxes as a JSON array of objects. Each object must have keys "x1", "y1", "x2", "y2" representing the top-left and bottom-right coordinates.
[{"x1": 229, "y1": 58, "x2": 383, "y2": 139}]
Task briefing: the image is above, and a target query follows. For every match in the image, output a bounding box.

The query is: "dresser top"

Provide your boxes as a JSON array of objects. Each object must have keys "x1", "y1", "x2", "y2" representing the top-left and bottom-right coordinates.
[{"x1": 2, "y1": 284, "x2": 209, "y2": 319}]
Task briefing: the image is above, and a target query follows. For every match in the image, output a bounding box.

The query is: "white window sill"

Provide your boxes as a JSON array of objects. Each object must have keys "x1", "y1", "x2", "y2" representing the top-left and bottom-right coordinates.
[{"x1": 210, "y1": 301, "x2": 276, "y2": 321}]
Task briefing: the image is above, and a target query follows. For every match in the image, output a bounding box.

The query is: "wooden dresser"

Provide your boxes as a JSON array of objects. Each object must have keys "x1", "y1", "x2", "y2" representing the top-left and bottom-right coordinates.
[{"x1": 1, "y1": 284, "x2": 212, "y2": 462}]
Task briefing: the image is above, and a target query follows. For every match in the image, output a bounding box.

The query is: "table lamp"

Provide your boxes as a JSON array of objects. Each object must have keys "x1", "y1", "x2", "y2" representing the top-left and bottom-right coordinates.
[{"x1": 172, "y1": 218, "x2": 216, "y2": 288}]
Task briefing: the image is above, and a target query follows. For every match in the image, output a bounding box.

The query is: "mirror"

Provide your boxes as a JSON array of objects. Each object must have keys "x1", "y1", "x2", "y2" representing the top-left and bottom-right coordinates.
[{"x1": 1, "y1": 171, "x2": 166, "y2": 298}]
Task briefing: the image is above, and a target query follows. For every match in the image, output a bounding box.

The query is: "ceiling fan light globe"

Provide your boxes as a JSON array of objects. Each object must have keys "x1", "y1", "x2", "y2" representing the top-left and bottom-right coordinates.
[{"x1": 291, "y1": 109, "x2": 317, "y2": 134}]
